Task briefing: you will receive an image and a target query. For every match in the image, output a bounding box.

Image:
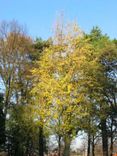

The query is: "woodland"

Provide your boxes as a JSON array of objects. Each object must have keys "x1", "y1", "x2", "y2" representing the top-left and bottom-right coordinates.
[{"x1": 0, "y1": 19, "x2": 117, "y2": 156}]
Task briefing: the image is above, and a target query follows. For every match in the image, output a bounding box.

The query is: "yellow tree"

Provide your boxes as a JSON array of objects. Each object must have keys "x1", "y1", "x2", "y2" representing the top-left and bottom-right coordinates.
[{"x1": 31, "y1": 19, "x2": 95, "y2": 156}]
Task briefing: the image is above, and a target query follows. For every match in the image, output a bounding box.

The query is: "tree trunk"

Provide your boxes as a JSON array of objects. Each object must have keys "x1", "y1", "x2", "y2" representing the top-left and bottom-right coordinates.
[
  {"x1": 39, "y1": 126, "x2": 44, "y2": 156},
  {"x1": 58, "y1": 135, "x2": 61, "y2": 156},
  {"x1": 92, "y1": 135, "x2": 95, "y2": 156},
  {"x1": 110, "y1": 136, "x2": 113, "y2": 156},
  {"x1": 101, "y1": 119, "x2": 108, "y2": 156},
  {"x1": 14, "y1": 143, "x2": 23, "y2": 156},
  {"x1": 110, "y1": 117, "x2": 114, "y2": 156},
  {"x1": 0, "y1": 107, "x2": 5, "y2": 149},
  {"x1": 87, "y1": 133, "x2": 91, "y2": 156},
  {"x1": 63, "y1": 136, "x2": 71, "y2": 156},
  {"x1": 25, "y1": 137, "x2": 34, "y2": 156}
]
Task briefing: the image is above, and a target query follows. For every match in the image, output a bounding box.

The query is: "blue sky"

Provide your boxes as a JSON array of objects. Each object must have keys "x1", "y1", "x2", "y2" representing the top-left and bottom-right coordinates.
[{"x1": 0, "y1": 0, "x2": 117, "y2": 39}]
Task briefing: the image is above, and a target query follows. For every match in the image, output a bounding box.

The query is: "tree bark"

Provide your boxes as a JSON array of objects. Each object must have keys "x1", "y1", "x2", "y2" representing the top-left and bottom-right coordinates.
[
  {"x1": 39, "y1": 126, "x2": 44, "y2": 156},
  {"x1": 101, "y1": 119, "x2": 108, "y2": 156},
  {"x1": 63, "y1": 136, "x2": 71, "y2": 156},
  {"x1": 58, "y1": 135, "x2": 61, "y2": 156},
  {"x1": 0, "y1": 100, "x2": 5, "y2": 149},
  {"x1": 110, "y1": 117, "x2": 114, "y2": 156},
  {"x1": 87, "y1": 133, "x2": 91, "y2": 156},
  {"x1": 92, "y1": 135, "x2": 95, "y2": 156}
]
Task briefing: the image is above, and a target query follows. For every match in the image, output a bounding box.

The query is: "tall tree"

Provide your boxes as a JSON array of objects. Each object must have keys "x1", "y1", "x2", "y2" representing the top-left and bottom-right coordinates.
[
  {"x1": 84, "y1": 27, "x2": 117, "y2": 156},
  {"x1": 31, "y1": 20, "x2": 94, "y2": 156},
  {"x1": 0, "y1": 20, "x2": 32, "y2": 152}
]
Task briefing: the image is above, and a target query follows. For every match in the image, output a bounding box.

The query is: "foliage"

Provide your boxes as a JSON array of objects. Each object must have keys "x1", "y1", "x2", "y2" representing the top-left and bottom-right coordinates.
[{"x1": 0, "y1": 20, "x2": 116, "y2": 156}]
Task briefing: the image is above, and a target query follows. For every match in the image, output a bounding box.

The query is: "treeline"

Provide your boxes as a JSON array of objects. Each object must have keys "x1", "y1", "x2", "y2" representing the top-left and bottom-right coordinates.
[{"x1": 0, "y1": 20, "x2": 117, "y2": 156}]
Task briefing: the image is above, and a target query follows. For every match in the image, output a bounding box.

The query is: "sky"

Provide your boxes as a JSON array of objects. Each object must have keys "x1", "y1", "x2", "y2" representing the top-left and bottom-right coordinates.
[{"x1": 0, "y1": 0, "x2": 117, "y2": 39}]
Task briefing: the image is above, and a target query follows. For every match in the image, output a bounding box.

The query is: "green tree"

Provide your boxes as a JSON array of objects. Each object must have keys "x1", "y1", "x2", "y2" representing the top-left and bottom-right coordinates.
[
  {"x1": 84, "y1": 27, "x2": 117, "y2": 156},
  {"x1": 8, "y1": 104, "x2": 37, "y2": 156}
]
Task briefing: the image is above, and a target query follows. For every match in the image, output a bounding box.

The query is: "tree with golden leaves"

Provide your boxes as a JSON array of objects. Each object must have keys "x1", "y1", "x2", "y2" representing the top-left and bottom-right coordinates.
[{"x1": 31, "y1": 18, "x2": 94, "y2": 156}]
